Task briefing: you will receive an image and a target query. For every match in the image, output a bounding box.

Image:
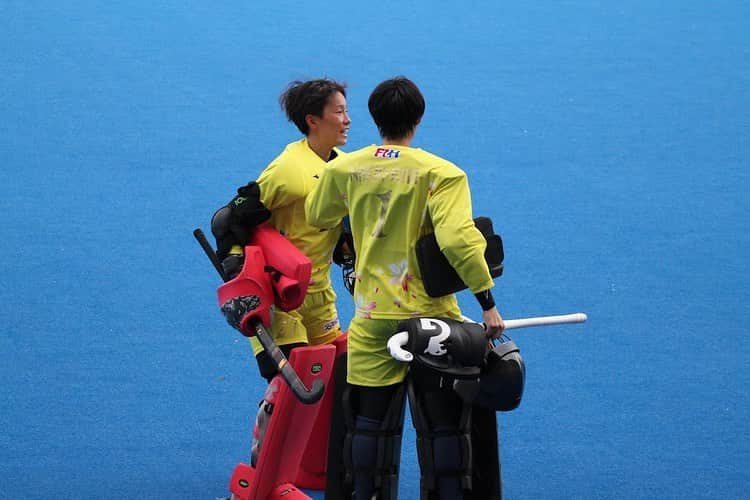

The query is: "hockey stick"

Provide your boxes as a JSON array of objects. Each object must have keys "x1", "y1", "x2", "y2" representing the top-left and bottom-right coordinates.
[
  {"x1": 248, "y1": 319, "x2": 325, "y2": 405},
  {"x1": 193, "y1": 228, "x2": 228, "y2": 282},
  {"x1": 388, "y1": 313, "x2": 587, "y2": 362},
  {"x1": 193, "y1": 228, "x2": 325, "y2": 404},
  {"x1": 502, "y1": 313, "x2": 587, "y2": 330}
]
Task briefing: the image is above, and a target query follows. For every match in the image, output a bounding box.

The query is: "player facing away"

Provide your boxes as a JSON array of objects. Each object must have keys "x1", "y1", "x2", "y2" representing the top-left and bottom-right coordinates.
[
  {"x1": 211, "y1": 79, "x2": 351, "y2": 491},
  {"x1": 305, "y1": 77, "x2": 505, "y2": 499}
]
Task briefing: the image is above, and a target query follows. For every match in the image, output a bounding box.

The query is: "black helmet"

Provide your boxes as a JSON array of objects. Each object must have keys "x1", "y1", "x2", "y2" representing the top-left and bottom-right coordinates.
[{"x1": 475, "y1": 334, "x2": 525, "y2": 411}]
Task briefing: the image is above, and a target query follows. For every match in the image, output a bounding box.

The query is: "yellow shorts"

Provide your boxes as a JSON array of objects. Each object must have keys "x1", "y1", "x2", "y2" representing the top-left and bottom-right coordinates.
[
  {"x1": 346, "y1": 310, "x2": 464, "y2": 387},
  {"x1": 346, "y1": 317, "x2": 408, "y2": 387},
  {"x1": 249, "y1": 287, "x2": 342, "y2": 356}
]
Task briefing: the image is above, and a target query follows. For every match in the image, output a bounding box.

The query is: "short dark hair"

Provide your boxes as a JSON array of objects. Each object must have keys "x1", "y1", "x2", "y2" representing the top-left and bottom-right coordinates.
[
  {"x1": 368, "y1": 77, "x2": 425, "y2": 140},
  {"x1": 279, "y1": 79, "x2": 347, "y2": 135}
]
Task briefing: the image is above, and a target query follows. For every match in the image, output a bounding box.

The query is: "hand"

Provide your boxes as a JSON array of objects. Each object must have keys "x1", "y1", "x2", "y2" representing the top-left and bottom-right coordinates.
[
  {"x1": 482, "y1": 306, "x2": 505, "y2": 340},
  {"x1": 228, "y1": 182, "x2": 271, "y2": 243},
  {"x1": 221, "y1": 254, "x2": 244, "y2": 280}
]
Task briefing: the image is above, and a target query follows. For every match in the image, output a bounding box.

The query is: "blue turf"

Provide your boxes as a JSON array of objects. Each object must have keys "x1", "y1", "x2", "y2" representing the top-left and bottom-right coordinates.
[{"x1": 1, "y1": 1, "x2": 748, "y2": 499}]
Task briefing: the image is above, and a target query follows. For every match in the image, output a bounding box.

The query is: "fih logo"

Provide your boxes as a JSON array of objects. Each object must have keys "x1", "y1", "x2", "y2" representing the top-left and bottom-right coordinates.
[{"x1": 374, "y1": 147, "x2": 400, "y2": 159}]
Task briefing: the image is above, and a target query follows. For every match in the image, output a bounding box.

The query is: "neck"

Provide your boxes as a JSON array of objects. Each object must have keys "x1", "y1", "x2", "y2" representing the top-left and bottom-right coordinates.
[
  {"x1": 382, "y1": 131, "x2": 415, "y2": 147},
  {"x1": 306, "y1": 135, "x2": 333, "y2": 161}
]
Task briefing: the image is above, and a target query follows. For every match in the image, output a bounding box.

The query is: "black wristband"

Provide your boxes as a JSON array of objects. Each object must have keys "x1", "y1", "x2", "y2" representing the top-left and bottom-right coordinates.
[{"x1": 474, "y1": 289, "x2": 496, "y2": 311}]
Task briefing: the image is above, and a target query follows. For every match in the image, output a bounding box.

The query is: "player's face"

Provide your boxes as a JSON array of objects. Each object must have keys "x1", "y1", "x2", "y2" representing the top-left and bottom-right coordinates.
[{"x1": 315, "y1": 91, "x2": 350, "y2": 148}]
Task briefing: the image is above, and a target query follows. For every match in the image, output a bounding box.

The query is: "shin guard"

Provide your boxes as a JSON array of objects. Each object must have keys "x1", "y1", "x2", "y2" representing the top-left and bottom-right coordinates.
[
  {"x1": 407, "y1": 369, "x2": 474, "y2": 500},
  {"x1": 328, "y1": 384, "x2": 407, "y2": 500}
]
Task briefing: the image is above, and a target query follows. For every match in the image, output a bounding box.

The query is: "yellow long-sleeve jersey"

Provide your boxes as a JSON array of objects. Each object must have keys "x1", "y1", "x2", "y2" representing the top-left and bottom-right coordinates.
[
  {"x1": 257, "y1": 138, "x2": 343, "y2": 292},
  {"x1": 305, "y1": 144, "x2": 493, "y2": 319}
]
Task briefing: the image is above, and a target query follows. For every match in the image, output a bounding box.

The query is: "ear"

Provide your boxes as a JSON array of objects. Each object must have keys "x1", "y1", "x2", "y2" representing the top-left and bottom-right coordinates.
[{"x1": 305, "y1": 114, "x2": 319, "y2": 131}]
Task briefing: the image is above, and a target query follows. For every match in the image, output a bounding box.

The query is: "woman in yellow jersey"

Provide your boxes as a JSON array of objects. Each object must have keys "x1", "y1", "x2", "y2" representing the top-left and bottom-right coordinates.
[
  {"x1": 210, "y1": 79, "x2": 353, "y2": 480},
  {"x1": 306, "y1": 77, "x2": 504, "y2": 499},
  {"x1": 248, "y1": 79, "x2": 352, "y2": 379}
]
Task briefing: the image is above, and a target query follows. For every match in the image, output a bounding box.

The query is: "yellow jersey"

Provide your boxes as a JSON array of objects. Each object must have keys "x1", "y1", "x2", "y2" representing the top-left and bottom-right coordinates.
[
  {"x1": 305, "y1": 144, "x2": 493, "y2": 319},
  {"x1": 257, "y1": 138, "x2": 343, "y2": 293}
]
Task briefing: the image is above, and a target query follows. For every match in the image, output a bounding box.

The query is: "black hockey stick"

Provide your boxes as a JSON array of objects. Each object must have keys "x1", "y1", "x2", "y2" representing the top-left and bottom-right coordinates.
[
  {"x1": 248, "y1": 318, "x2": 325, "y2": 405},
  {"x1": 193, "y1": 228, "x2": 228, "y2": 282},
  {"x1": 193, "y1": 228, "x2": 325, "y2": 404}
]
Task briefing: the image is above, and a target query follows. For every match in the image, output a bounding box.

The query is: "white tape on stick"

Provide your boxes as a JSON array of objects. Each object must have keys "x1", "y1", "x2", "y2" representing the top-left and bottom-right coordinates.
[{"x1": 503, "y1": 313, "x2": 588, "y2": 330}]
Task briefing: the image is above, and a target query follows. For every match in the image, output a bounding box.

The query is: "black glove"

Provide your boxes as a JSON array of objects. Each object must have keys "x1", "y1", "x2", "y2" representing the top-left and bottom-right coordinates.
[
  {"x1": 227, "y1": 182, "x2": 271, "y2": 244},
  {"x1": 220, "y1": 295, "x2": 261, "y2": 334},
  {"x1": 221, "y1": 254, "x2": 245, "y2": 280},
  {"x1": 211, "y1": 181, "x2": 271, "y2": 262}
]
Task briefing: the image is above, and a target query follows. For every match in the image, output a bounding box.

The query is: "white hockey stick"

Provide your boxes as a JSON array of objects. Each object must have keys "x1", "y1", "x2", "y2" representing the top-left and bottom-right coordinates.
[
  {"x1": 388, "y1": 313, "x2": 587, "y2": 362},
  {"x1": 499, "y1": 312, "x2": 587, "y2": 330}
]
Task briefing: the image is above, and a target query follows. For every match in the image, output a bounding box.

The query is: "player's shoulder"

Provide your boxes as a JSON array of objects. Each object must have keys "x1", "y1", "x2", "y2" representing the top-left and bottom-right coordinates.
[
  {"x1": 261, "y1": 139, "x2": 308, "y2": 174},
  {"x1": 327, "y1": 144, "x2": 376, "y2": 169},
  {"x1": 262, "y1": 139, "x2": 299, "y2": 164},
  {"x1": 278, "y1": 138, "x2": 310, "y2": 161},
  {"x1": 413, "y1": 148, "x2": 466, "y2": 178}
]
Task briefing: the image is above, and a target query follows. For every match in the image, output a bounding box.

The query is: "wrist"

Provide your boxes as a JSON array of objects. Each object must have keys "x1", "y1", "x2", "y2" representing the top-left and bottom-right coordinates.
[{"x1": 474, "y1": 289, "x2": 495, "y2": 311}]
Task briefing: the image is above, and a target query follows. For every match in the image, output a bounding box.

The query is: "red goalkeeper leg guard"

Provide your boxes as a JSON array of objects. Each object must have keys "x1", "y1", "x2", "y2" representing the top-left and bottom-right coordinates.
[
  {"x1": 295, "y1": 333, "x2": 348, "y2": 489},
  {"x1": 228, "y1": 344, "x2": 336, "y2": 500}
]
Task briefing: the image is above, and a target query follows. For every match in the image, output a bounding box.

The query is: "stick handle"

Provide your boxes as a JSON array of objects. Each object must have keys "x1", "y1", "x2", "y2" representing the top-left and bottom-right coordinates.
[
  {"x1": 503, "y1": 313, "x2": 587, "y2": 330},
  {"x1": 193, "y1": 228, "x2": 228, "y2": 282},
  {"x1": 461, "y1": 312, "x2": 587, "y2": 330}
]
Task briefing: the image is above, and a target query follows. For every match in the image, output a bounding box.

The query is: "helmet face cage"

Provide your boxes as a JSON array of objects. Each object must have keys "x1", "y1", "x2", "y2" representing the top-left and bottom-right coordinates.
[
  {"x1": 334, "y1": 217, "x2": 356, "y2": 296},
  {"x1": 341, "y1": 259, "x2": 355, "y2": 295},
  {"x1": 495, "y1": 333, "x2": 512, "y2": 345}
]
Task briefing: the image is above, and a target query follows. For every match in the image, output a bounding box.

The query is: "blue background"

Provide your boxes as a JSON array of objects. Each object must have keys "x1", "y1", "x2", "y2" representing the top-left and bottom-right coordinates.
[{"x1": 1, "y1": 1, "x2": 748, "y2": 498}]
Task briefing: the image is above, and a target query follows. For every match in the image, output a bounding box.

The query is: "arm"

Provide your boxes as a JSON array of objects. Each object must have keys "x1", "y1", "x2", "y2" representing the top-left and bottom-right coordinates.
[
  {"x1": 304, "y1": 165, "x2": 348, "y2": 228},
  {"x1": 427, "y1": 172, "x2": 494, "y2": 293},
  {"x1": 429, "y1": 170, "x2": 505, "y2": 336}
]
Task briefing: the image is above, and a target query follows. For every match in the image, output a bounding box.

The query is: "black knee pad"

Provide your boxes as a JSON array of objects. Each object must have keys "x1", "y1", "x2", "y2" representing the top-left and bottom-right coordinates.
[
  {"x1": 408, "y1": 365, "x2": 474, "y2": 499},
  {"x1": 341, "y1": 384, "x2": 407, "y2": 500}
]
